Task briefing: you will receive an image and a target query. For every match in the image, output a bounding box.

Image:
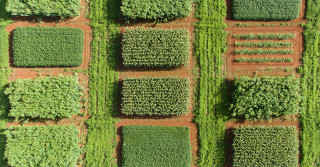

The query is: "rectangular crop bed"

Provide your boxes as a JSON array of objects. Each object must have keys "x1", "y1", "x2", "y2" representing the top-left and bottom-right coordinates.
[
  {"x1": 122, "y1": 125, "x2": 191, "y2": 167},
  {"x1": 5, "y1": 125, "x2": 80, "y2": 167},
  {"x1": 121, "y1": 77, "x2": 190, "y2": 116},
  {"x1": 122, "y1": 27, "x2": 190, "y2": 68},
  {"x1": 121, "y1": 0, "x2": 192, "y2": 20},
  {"x1": 13, "y1": 27, "x2": 84, "y2": 67},
  {"x1": 6, "y1": 0, "x2": 80, "y2": 17},
  {"x1": 230, "y1": 77, "x2": 301, "y2": 120},
  {"x1": 233, "y1": 126, "x2": 299, "y2": 166},
  {"x1": 5, "y1": 76, "x2": 83, "y2": 119},
  {"x1": 232, "y1": 0, "x2": 301, "y2": 21}
]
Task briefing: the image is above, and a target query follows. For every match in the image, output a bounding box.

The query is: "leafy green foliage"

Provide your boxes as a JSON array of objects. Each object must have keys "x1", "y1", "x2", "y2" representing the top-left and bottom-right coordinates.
[
  {"x1": 122, "y1": 125, "x2": 191, "y2": 167},
  {"x1": 5, "y1": 125, "x2": 80, "y2": 167},
  {"x1": 230, "y1": 77, "x2": 301, "y2": 120},
  {"x1": 234, "y1": 33, "x2": 295, "y2": 40},
  {"x1": 300, "y1": 1, "x2": 320, "y2": 165},
  {"x1": 121, "y1": 0, "x2": 192, "y2": 20},
  {"x1": 235, "y1": 57, "x2": 293, "y2": 63},
  {"x1": 5, "y1": 76, "x2": 83, "y2": 119},
  {"x1": 232, "y1": 0, "x2": 301, "y2": 20},
  {"x1": 6, "y1": 0, "x2": 80, "y2": 17},
  {"x1": 86, "y1": 0, "x2": 120, "y2": 166},
  {"x1": 195, "y1": 0, "x2": 228, "y2": 166},
  {"x1": 0, "y1": 29, "x2": 8, "y2": 67},
  {"x1": 235, "y1": 49, "x2": 293, "y2": 55},
  {"x1": 235, "y1": 41, "x2": 294, "y2": 48},
  {"x1": 0, "y1": 0, "x2": 12, "y2": 27},
  {"x1": 122, "y1": 27, "x2": 190, "y2": 68},
  {"x1": 121, "y1": 77, "x2": 190, "y2": 116},
  {"x1": 13, "y1": 27, "x2": 84, "y2": 67},
  {"x1": 233, "y1": 126, "x2": 299, "y2": 166}
]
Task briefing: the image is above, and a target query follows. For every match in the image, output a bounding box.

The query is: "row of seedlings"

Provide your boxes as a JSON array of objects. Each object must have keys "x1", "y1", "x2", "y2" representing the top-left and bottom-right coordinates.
[
  {"x1": 120, "y1": 1, "x2": 193, "y2": 166},
  {"x1": 3, "y1": 2, "x2": 84, "y2": 164},
  {"x1": 233, "y1": 33, "x2": 296, "y2": 63}
]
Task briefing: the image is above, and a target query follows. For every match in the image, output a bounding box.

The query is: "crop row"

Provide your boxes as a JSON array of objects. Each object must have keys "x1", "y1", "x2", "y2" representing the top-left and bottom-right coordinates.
[
  {"x1": 232, "y1": 0, "x2": 301, "y2": 21},
  {"x1": 121, "y1": 77, "x2": 190, "y2": 116},
  {"x1": 4, "y1": 76, "x2": 83, "y2": 120},
  {"x1": 122, "y1": 125, "x2": 191, "y2": 167},
  {"x1": 235, "y1": 49, "x2": 294, "y2": 55},
  {"x1": 122, "y1": 27, "x2": 190, "y2": 68},
  {"x1": 13, "y1": 27, "x2": 84, "y2": 67},
  {"x1": 235, "y1": 57, "x2": 293, "y2": 63},
  {"x1": 233, "y1": 126, "x2": 299, "y2": 166},
  {"x1": 121, "y1": 0, "x2": 192, "y2": 20},
  {"x1": 5, "y1": 125, "x2": 80, "y2": 167},
  {"x1": 235, "y1": 41, "x2": 294, "y2": 48},
  {"x1": 234, "y1": 33, "x2": 296, "y2": 40},
  {"x1": 230, "y1": 77, "x2": 301, "y2": 120},
  {"x1": 6, "y1": 0, "x2": 80, "y2": 17}
]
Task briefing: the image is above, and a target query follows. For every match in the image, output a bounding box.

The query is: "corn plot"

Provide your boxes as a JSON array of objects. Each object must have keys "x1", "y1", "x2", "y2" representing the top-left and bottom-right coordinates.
[
  {"x1": 122, "y1": 27, "x2": 190, "y2": 68},
  {"x1": 121, "y1": 77, "x2": 190, "y2": 116},
  {"x1": 5, "y1": 76, "x2": 83, "y2": 119},
  {"x1": 122, "y1": 125, "x2": 191, "y2": 167},
  {"x1": 233, "y1": 126, "x2": 299, "y2": 166}
]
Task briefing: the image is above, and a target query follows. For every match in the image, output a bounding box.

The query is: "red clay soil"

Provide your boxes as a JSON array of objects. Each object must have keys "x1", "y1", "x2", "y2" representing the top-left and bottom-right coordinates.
[
  {"x1": 4, "y1": 0, "x2": 91, "y2": 166},
  {"x1": 116, "y1": 4, "x2": 199, "y2": 167}
]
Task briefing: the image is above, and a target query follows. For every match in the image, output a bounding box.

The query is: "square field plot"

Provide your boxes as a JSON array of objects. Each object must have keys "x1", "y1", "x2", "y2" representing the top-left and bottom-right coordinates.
[
  {"x1": 6, "y1": 0, "x2": 80, "y2": 17},
  {"x1": 230, "y1": 77, "x2": 301, "y2": 120},
  {"x1": 121, "y1": 77, "x2": 190, "y2": 116},
  {"x1": 5, "y1": 125, "x2": 80, "y2": 167},
  {"x1": 4, "y1": 76, "x2": 83, "y2": 119},
  {"x1": 233, "y1": 126, "x2": 299, "y2": 166},
  {"x1": 122, "y1": 125, "x2": 191, "y2": 167},
  {"x1": 122, "y1": 28, "x2": 190, "y2": 68},
  {"x1": 13, "y1": 27, "x2": 84, "y2": 67},
  {"x1": 232, "y1": 0, "x2": 301, "y2": 21},
  {"x1": 121, "y1": 0, "x2": 192, "y2": 20}
]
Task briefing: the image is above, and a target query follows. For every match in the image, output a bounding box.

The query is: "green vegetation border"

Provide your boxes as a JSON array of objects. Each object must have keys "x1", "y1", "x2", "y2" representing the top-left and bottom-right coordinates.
[{"x1": 195, "y1": 0, "x2": 228, "y2": 166}]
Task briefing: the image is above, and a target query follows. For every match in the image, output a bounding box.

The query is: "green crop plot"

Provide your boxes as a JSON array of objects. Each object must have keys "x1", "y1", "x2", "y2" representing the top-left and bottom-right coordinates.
[
  {"x1": 121, "y1": 77, "x2": 190, "y2": 116},
  {"x1": 233, "y1": 126, "x2": 299, "y2": 166},
  {"x1": 121, "y1": 0, "x2": 192, "y2": 20},
  {"x1": 6, "y1": 0, "x2": 80, "y2": 17},
  {"x1": 5, "y1": 76, "x2": 83, "y2": 119},
  {"x1": 5, "y1": 125, "x2": 80, "y2": 167},
  {"x1": 122, "y1": 125, "x2": 191, "y2": 167},
  {"x1": 230, "y1": 77, "x2": 301, "y2": 120},
  {"x1": 13, "y1": 27, "x2": 84, "y2": 67},
  {"x1": 232, "y1": 0, "x2": 301, "y2": 20},
  {"x1": 122, "y1": 27, "x2": 190, "y2": 68}
]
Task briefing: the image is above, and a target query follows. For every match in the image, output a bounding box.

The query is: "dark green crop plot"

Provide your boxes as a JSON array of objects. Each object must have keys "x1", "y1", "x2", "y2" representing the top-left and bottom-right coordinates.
[
  {"x1": 5, "y1": 76, "x2": 83, "y2": 119},
  {"x1": 122, "y1": 27, "x2": 190, "y2": 68},
  {"x1": 121, "y1": 0, "x2": 192, "y2": 20},
  {"x1": 121, "y1": 77, "x2": 190, "y2": 116},
  {"x1": 122, "y1": 125, "x2": 191, "y2": 167},
  {"x1": 5, "y1": 125, "x2": 80, "y2": 167},
  {"x1": 232, "y1": 0, "x2": 301, "y2": 20},
  {"x1": 230, "y1": 77, "x2": 301, "y2": 120},
  {"x1": 233, "y1": 126, "x2": 299, "y2": 166},
  {"x1": 13, "y1": 27, "x2": 84, "y2": 67},
  {"x1": 6, "y1": 0, "x2": 80, "y2": 17}
]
